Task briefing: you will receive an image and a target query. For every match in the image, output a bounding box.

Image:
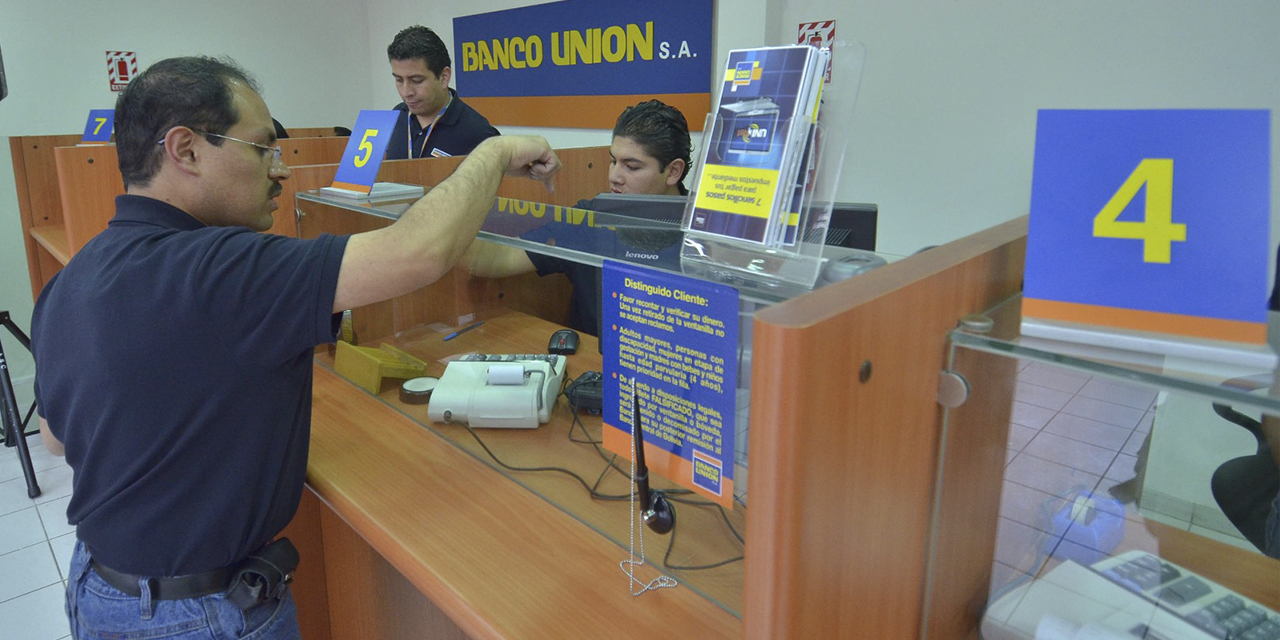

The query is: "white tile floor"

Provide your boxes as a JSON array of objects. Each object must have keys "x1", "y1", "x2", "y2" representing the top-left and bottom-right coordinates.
[
  {"x1": 991, "y1": 360, "x2": 1259, "y2": 590},
  {"x1": 0, "y1": 436, "x2": 76, "y2": 640}
]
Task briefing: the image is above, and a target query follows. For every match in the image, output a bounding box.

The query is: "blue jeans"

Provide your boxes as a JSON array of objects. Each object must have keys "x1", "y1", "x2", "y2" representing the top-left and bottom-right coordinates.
[{"x1": 66, "y1": 541, "x2": 301, "y2": 640}]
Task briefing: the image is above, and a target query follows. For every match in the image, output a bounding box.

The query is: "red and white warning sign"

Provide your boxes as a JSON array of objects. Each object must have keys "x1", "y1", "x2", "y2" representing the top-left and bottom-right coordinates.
[
  {"x1": 107, "y1": 51, "x2": 137, "y2": 92},
  {"x1": 797, "y1": 20, "x2": 835, "y2": 83}
]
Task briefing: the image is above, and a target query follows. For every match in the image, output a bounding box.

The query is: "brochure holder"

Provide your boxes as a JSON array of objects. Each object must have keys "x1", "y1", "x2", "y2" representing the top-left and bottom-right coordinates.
[{"x1": 680, "y1": 41, "x2": 866, "y2": 299}]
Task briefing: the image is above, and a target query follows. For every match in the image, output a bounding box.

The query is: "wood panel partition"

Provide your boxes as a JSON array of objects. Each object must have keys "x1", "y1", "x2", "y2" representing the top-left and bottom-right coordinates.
[
  {"x1": 54, "y1": 144, "x2": 123, "y2": 255},
  {"x1": 51, "y1": 137, "x2": 351, "y2": 254},
  {"x1": 743, "y1": 217, "x2": 1028, "y2": 640},
  {"x1": 289, "y1": 146, "x2": 611, "y2": 343},
  {"x1": 286, "y1": 127, "x2": 347, "y2": 138},
  {"x1": 10, "y1": 134, "x2": 82, "y2": 300}
]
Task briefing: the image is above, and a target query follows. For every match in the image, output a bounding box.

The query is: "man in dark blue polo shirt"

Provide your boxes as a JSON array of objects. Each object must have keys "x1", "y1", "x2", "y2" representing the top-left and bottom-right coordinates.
[
  {"x1": 385, "y1": 25, "x2": 499, "y2": 160},
  {"x1": 32, "y1": 56, "x2": 559, "y2": 639}
]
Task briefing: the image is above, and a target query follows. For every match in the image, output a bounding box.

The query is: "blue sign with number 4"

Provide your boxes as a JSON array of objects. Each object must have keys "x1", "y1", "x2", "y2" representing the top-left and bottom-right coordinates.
[{"x1": 1024, "y1": 109, "x2": 1270, "y2": 337}]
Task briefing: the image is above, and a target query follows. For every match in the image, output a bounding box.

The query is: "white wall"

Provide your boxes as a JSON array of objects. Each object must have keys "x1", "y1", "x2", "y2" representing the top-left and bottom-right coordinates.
[
  {"x1": 0, "y1": 0, "x2": 376, "y2": 385},
  {"x1": 770, "y1": 0, "x2": 1280, "y2": 256}
]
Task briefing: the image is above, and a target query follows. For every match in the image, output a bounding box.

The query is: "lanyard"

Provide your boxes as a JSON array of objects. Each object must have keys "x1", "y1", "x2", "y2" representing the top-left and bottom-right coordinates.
[{"x1": 408, "y1": 95, "x2": 452, "y2": 158}]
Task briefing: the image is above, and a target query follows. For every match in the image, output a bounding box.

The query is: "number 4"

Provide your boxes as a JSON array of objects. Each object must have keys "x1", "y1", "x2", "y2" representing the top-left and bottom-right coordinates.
[{"x1": 1092, "y1": 158, "x2": 1185, "y2": 264}]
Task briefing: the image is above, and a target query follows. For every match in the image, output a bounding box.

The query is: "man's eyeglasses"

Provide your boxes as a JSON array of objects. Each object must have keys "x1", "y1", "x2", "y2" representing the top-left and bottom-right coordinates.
[{"x1": 157, "y1": 128, "x2": 284, "y2": 166}]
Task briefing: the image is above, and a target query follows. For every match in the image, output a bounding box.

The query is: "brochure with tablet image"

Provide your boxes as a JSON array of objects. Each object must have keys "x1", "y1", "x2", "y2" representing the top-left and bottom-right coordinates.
[{"x1": 687, "y1": 45, "x2": 826, "y2": 246}]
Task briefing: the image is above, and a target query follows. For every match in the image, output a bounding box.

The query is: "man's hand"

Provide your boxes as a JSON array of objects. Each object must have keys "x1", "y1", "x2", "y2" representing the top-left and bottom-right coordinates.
[
  {"x1": 498, "y1": 136, "x2": 561, "y2": 190},
  {"x1": 39, "y1": 417, "x2": 64, "y2": 457},
  {"x1": 334, "y1": 134, "x2": 562, "y2": 312}
]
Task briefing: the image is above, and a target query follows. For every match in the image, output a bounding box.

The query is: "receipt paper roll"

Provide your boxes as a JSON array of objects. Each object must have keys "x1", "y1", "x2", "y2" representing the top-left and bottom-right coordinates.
[{"x1": 487, "y1": 363, "x2": 526, "y2": 385}]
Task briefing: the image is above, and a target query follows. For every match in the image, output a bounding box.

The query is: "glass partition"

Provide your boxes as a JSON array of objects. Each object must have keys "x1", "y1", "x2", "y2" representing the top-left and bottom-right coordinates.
[
  {"x1": 294, "y1": 189, "x2": 889, "y2": 617},
  {"x1": 926, "y1": 295, "x2": 1280, "y2": 639}
]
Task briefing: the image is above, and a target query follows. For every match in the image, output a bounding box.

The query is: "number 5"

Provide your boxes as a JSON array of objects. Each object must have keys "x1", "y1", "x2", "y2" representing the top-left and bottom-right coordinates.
[
  {"x1": 1092, "y1": 158, "x2": 1185, "y2": 264},
  {"x1": 354, "y1": 129, "x2": 379, "y2": 168}
]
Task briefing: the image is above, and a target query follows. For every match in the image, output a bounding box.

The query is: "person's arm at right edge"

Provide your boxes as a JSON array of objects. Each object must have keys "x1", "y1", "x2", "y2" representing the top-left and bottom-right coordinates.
[
  {"x1": 333, "y1": 136, "x2": 559, "y2": 312},
  {"x1": 1264, "y1": 376, "x2": 1280, "y2": 470}
]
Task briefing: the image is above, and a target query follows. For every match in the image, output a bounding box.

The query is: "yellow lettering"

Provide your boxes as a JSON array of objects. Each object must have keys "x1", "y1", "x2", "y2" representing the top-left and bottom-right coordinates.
[
  {"x1": 525, "y1": 36, "x2": 543, "y2": 68},
  {"x1": 492, "y1": 39, "x2": 510, "y2": 70},
  {"x1": 508, "y1": 37, "x2": 526, "y2": 69},
  {"x1": 627, "y1": 22, "x2": 653, "y2": 61},
  {"x1": 461, "y1": 42, "x2": 478, "y2": 72},
  {"x1": 602, "y1": 26, "x2": 626, "y2": 63},
  {"x1": 552, "y1": 32, "x2": 570, "y2": 66},
  {"x1": 571, "y1": 29, "x2": 591, "y2": 65},
  {"x1": 1092, "y1": 159, "x2": 1184, "y2": 264}
]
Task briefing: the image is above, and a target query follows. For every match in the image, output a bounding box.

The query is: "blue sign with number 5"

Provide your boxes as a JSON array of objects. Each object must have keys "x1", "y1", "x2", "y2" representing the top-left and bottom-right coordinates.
[
  {"x1": 332, "y1": 110, "x2": 401, "y2": 192},
  {"x1": 81, "y1": 109, "x2": 114, "y2": 144}
]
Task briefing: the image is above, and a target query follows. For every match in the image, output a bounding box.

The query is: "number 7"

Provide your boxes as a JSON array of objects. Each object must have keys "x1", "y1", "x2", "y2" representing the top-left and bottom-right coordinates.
[{"x1": 93, "y1": 118, "x2": 107, "y2": 135}]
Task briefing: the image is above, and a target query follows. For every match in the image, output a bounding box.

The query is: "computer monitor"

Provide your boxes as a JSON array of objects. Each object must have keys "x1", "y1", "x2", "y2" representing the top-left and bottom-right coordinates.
[
  {"x1": 586, "y1": 192, "x2": 686, "y2": 224},
  {"x1": 590, "y1": 193, "x2": 877, "y2": 251},
  {"x1": 811, "y1": 202, "x2": 877, "y2": 251}
]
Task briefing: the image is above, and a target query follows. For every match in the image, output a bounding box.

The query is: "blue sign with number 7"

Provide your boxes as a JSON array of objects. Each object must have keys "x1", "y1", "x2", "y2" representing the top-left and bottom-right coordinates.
[
  {"x1": 332, "y1": 110, "x2": 401, "y2": 193},
  {"x1": 81, "y1": 109, "x2": 114, "y2": 144}
]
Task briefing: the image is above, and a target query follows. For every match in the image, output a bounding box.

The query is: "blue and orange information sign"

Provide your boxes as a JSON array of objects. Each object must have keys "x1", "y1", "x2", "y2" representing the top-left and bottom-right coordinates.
[
  {"x1": 602, "y1": 261, "x2": 738, "y2": 507},
  {"x1": 1024, "y1": 109, "x2": 1271, "y2": 344},
  {"x1": 331, "y1": 110, "x2": 401, "y2": 193},
  {"x1": 81, "y1": 109, "x2": 114, "y2": 144},
  {"x1": 453, "y1": 0, "x2": 712, "y2": 129}
]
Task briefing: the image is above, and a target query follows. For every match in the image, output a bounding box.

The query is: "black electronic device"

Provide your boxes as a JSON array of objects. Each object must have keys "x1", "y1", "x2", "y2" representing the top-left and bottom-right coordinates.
[
  {"x1": 548, "y1": 329, "x2": 579, "y2": 355},
  {"x1": 632, "y1": 389, "x2": 674, "y2": 535},
  {"x1": 805, "y1": 202, "x2": 878, "y2": 251},
  {"x1": 588, "y1": 192, "x2": 687, "y2": 224},
  {"x1": 565, "y1": 371, "x2": 603, "y2": 413}
]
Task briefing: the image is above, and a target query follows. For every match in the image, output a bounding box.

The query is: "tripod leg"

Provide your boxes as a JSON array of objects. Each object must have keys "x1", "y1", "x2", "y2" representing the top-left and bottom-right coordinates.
[{"x1": 0, "y1": 339, "x2": 41, "y2": 499}]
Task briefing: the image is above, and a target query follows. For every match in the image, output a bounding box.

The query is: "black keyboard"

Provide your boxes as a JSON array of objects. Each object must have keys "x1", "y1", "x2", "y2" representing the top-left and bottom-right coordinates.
[{"x1": 1093, "y1": 551, "x2": 1280, "y2": 639}]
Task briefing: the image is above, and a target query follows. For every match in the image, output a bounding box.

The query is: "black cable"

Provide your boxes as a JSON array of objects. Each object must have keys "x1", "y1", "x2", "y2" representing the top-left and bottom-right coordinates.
[
  {"x1": 466, "y1": 370, "x2": 747, "y2": 571},
  {"x1": 661, "y1": 518, "x2": 744, "y2": 571},
  {"x1": 666, "y1": 494, "x2": 745, "y2": 545},
  {"x1": 458, "y1": 421, "x2": 633, "y2": 501}
]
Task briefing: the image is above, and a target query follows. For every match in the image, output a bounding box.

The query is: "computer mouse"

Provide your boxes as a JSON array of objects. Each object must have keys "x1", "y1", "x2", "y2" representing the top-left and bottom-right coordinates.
[{"x1": 549, "y1": 329, "x2": 579, "y2": 355}]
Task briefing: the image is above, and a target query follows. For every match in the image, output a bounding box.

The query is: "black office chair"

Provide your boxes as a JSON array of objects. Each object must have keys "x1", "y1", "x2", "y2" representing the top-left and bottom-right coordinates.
[{"x1": 1211, "y1": 374, "x2": 1279, "y2": 557}]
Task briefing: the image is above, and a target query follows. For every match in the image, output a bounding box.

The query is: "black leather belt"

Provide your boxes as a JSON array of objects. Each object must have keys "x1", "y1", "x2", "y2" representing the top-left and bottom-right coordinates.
[{"x1": 90, "y1": 560, "x2": 233, "y2": 600}]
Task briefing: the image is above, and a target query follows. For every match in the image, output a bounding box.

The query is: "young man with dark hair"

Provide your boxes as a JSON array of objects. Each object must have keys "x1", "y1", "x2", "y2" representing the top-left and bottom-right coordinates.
[
  {"x1": 461, "y1": 99, "x2": 693, "y2": 335},
  {"x1": 385, "y1": 25, "x2": 499, "y2": 160},
  {"x1": 32, "y1": 55, "x2": 559, "y2": 639}
]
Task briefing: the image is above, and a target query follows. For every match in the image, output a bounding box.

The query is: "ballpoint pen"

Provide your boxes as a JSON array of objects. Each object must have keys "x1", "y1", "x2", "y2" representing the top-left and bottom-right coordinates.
[{"x1": 442, "y1": 320, "x2": 484, "y2": 341}]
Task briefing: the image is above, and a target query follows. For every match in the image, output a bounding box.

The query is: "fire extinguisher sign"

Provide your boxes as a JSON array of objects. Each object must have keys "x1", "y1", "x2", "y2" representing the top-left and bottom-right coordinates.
[
  {"x1": 107, "y1": 51, "x2": 138, "y2": 92},
  {"x1": 797, "y1": 21, "x2": 835, "y2": 83}
]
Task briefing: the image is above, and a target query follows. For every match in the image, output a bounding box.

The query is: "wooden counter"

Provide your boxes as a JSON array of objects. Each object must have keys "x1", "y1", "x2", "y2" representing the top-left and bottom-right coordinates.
[{"x1": 288, "y1": 311, "x2": 743, "y2": 640}]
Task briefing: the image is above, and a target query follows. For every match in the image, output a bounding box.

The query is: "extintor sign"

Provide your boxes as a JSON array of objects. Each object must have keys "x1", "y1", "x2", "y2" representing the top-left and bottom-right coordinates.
[
  {"x1": 107, "y1": 51, "x2": 137, "y2": 92},
  {"x1": 797, "y1": 21, "x2": 835, "y2": 83}
]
